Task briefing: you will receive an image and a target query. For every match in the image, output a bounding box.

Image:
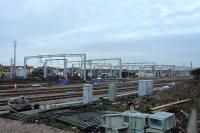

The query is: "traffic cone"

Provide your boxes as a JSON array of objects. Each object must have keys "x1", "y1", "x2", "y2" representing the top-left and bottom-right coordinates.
[{"x1": 12, "y1": 83, "x2": 17, "y2": 91}]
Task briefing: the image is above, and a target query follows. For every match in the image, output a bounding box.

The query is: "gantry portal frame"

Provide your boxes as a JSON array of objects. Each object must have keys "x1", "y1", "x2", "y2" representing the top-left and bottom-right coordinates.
[
  {"x1": 88, "y1": 62, "x2": 113, "y2": 78},
  {"x1": 121, "y1": 62, "x2": 156, "y2": 78},
  {"x1": 122, "y1": 62, "x2": 156, "y2": 70},
  {"x1": 70, "y1": 62, "x2": 113, "y2": 78},
  {"x1": 87, "y1": 58, "x2": 122, "y2": 79},
  {"x1": 66, "y1": 60, "x2": 85, "y2": 78},
  {"x1": 43, "y1": 59, "x2": 67, "y2": 78},
  {"x1": 175, "y1": 65, "x2": 191, "y2": 78},
  {"x1": 24, "y1": 54, "x2": 87, "y2": 81},
  {"x1": 155, "y1": 65, "x2": 176, "y2": 78},
  {"x1": 66, "y1": 58, "x2": 122, "y2": 79}
]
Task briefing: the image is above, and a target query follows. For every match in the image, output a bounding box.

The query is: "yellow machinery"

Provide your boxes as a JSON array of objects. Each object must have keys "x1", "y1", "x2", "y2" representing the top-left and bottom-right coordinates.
[{"x1": 0, "y1": 67, "x2": 9, "y2": 79}]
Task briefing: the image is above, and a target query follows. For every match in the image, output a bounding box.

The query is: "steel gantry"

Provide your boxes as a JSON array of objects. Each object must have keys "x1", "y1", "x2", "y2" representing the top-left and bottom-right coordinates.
[
  {"x1": 121, "y1": 62, "x2": 156, "y2": 78},
  {"x1": 24, "y1": 54, "x2": 87, "y2": 81},
  {"x1": 175, "y1": 65, "x2": 191, "y2": 78},
  {"x1": 66, "y1": 58, "x2": 122, "y2": 79},
  {"x1": 66, "y1": 60, "x2": 85, "y2": 79},
  {"x1": 155, "y1": 65, "x2": 176, "y2": 79},
  {"x1": 43, "y1": 59, "x2": 67, "y2": 78},
  {"x1": 87, "y1": 58, "x2": 122, "y2": 79},
  {"x1": 69, "y1": 62, "x2": 113, "y2": 78},
  {"x1": 88, "y1": 63, "x2": 113, "y2": 78}
]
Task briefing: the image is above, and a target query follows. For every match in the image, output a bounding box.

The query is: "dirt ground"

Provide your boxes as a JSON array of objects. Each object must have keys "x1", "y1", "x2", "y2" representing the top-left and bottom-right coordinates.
[
  {"x1": 83, "y1": 80, "x2": 198, "y2": 110},
  {"x1": 0, "y1": 118, "x2": 71, "y2": 133},
  {"x1": 0, "y1": 79, "x2": 199, "y2": 132},
  {"x1": 82, "y1": 79, "x2": 200, "y2": 132}
]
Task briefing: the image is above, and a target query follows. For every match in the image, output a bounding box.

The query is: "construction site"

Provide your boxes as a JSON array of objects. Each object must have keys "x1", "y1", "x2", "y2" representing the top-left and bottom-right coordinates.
[
  {"x1": 0, "y1": 52, "x2": 199, "y2": 133},
  {"x1": 1, "y1": 0, "x2": 200, "y2": 133}
]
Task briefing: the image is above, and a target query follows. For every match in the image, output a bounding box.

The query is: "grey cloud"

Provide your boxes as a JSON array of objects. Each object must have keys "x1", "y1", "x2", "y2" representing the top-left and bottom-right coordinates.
[{"x1": 0, "y1": 0, "x2": 200, "y2": 66}]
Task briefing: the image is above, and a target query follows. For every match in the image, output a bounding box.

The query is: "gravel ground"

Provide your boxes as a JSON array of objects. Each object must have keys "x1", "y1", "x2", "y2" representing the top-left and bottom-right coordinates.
[{"x1": 0, "y1": 118, "x2": 71, "y2": 133}]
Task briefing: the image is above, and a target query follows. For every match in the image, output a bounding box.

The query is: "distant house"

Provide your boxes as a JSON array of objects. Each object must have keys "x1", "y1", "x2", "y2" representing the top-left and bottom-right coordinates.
[{"x1": 0, "y1": 65, "x2": 34, "y2": 79}]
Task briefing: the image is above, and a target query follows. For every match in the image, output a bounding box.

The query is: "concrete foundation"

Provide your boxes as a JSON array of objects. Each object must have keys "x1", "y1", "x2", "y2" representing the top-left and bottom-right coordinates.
[
  {"x1": 83, "y1": 84, "x2": 93, "y2": 104},
  {"x1": 138, "y1": 80, "x2": 153, "y2": 96},
  {"x1": 108, "y1": 83, "x2": 117, "y2": 101}
]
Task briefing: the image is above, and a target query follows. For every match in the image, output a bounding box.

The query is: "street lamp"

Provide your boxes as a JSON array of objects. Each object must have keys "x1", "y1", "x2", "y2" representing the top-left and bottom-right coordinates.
[{"x1": 13, "y1": 40, "x2": 17, "y2": 79}]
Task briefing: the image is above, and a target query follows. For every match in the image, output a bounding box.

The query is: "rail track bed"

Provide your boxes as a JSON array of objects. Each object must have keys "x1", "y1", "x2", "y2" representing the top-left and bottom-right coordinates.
[{"x1": 0, "y1": 79, "x2": 179, "y2": 111}]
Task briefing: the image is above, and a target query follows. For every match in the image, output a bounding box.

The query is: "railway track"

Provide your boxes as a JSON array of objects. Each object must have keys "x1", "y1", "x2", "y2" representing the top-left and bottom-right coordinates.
[
  {"x1": 0, "y1": 79, "x2": 176, "y2": 89},
  {"x1": 0, "y1": 83, "x2": 168, "y2": 97},
  {"x1": 0, "y1": 85, "x2": 169, "y2": 107},
  {"x1": 0, "y1": 79, "x2": 178, "y2": 108},
  {"x1": 0, "y1": 81, "x2": 134, "y2": 90},
  {"x1": 0, "y1": 79, "x2": 174, "y2": 93},
  {"x1": 0, "y1": 83, "x2": 137, "y2": 96},
  {"x1": 0, "y1": 87, "x2": 134, "y2": 106}
]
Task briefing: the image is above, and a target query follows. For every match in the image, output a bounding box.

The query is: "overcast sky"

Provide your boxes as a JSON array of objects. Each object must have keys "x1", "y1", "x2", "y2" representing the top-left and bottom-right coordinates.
[{"x1": 0, "y1": 0, "x2": 200, "y2": 67}]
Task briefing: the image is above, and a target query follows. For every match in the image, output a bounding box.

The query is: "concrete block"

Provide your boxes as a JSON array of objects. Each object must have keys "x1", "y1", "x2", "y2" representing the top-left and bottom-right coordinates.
[
  {"x1": 134, "y1": 129, "x2": 145, "y2": 133},
  {"x1": 101, "y1": 114, "x2": 129, "y2": 133},
  {"x1": 123, "y1": 111, "x2": 149, "y2": 130},
  {"x1": 108, "y1": 83, "x2": 117, "y2": 101},
  {"x1": 146, "y1": 128, "x2": 165, "y2": 133},
  {"x1": 83, "y1": 84, "x2": 93, "y2": 104},
  {"x1": 148, "y1": 112, "x2": 176, "y2": 131},
  {"x1": 138, "y1": 80, "x2": 153, "y2": 96}
]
